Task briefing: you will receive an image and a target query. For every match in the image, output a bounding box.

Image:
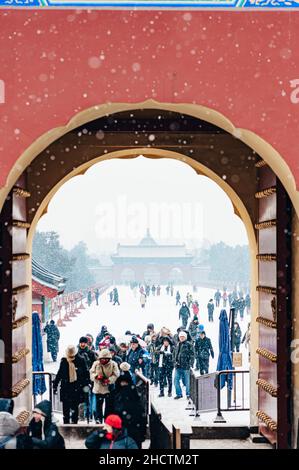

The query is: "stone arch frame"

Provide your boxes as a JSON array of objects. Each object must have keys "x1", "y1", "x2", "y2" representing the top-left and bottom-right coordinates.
[{"x1": 0, "y1": 100, "x2": 296, "y2": 445}]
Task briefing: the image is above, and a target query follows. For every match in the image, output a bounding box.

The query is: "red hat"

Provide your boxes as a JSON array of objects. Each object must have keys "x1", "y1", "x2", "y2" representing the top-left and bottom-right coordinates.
[{"x1": 105, "y1": 414, "x2": 122, "y2": 429}]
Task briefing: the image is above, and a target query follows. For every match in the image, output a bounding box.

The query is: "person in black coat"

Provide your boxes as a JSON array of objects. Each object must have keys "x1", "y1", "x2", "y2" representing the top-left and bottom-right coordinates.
[
  {"x1": 53, "y1": 345, "x2": 90, "y2": 424},
  {"x1": 141, "y1": 323, "x2": 154, "y2": 341},
  {"x1": 77, "y1": 336, "x2": 98, "y2": 369},
  {"x1": 27, "y1": 400, "x2": 65, "y2": 449},
  {"x1": 158, "y1": 337, "x2": 174, "y2": 397},
  {"x1": 173, "y1": 331, "x2": 194, "y2": 399},
  {"x1": 194, "y1": 331, "x2": 214, "y2": 374},
  {"x1": 44, "y1": 320, "x2": 60, "y2": 362},
  {"x1": 109, "y1": 364, "x2": 146, "y2": 449},
  {"x1": 95, "y1": 288, "x2": 100, "y2": 306},
  {"x1": 233, "y1": 322, "x2": 242, "y2": 352},
  {"x1": 109, "y1": 346, "x2": 122, "y2": 368},
  {"x1": 95, "y1": 325, "x2": 109, "y2": 349},
  {"x1": 179, "y1": 302, "x2": 190, "y2": 329},
  {"x1": 126, "y1": 336, "x2": 145, "y2": 382}
]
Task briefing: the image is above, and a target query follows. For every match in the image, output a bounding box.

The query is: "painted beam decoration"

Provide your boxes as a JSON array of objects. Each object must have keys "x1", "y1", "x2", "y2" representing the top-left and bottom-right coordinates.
[{"x1": 0, "y1": 0, "x2": 299, "y2": 8}]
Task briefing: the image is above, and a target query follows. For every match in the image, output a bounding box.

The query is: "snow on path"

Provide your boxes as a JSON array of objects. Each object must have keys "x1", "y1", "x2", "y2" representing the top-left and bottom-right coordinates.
[{"x1": 44, "y1": 284, "x2": 250, "y2": 377}]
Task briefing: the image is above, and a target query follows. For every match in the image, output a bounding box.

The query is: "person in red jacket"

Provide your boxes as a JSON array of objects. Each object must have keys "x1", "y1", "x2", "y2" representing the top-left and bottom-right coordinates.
[
  {"x1": 85, "y1": 414, "x2": 138, "y2": 449},
  {"x1": 192, "y1": 301, "x2": 199, "y2": 316}
]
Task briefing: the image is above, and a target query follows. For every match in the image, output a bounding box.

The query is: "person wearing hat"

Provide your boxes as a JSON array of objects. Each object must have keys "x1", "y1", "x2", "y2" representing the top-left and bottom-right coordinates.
[
  {"x1": 127, "y1": 336, "x2": 145, "y2": 383},
  {"x1": 53, "y1": 345, "x2": 90, "y2": 424},
  {"x1": 110, "y1": 363, "x2": 146, "y2": 449},
  {"x1": 109, "y1": 346, "x2": 122, "y2": 369},
  {"x1": 95, "y1": 325, "x2": 109, "y2": 349},
  {"x1": 90, "y1": 348, "x2": 120, "y2": 424},
  {"x1": 194, "y1": 331, "x2": 214, "y2": 374},
  {"x1": 0, "y1": 401, "x2": 33, "y2": 449},
  {"x1": 188, "y1": 316, "x2": 200, "y2": 343},
  {"x1": 43, "y1": 319, "x2": 60, "y2": 362},
  {"x1": 27, "y1": 400, "x2": 65, "y2": 449},
  {"x1": 173, "y1": 331, "x2": 194, "y2": 399},
  {"x1": 141, "y1": 323, "x2": 154, "y2": 341},
  {"x1": 85, "y1": 414, "x2": 138, "y2": 449},
  {"x1": 77, "y1": 336, "x2": 98, "y2": 422},
  {"x1": 85, "y1": 333, "x2": 95, "y2": 351},
  {"x1": 78, "y1": 336, "x2": 98, "y2": 369},
  {"x1": 158, "y1": 336, "x2": 174, "y2": 397}
]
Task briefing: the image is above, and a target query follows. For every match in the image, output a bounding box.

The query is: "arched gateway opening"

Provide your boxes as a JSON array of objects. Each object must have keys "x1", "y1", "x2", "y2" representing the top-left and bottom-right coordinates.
[{"x1": 0, "y1": 103, "x2": 295, "y2": 448}]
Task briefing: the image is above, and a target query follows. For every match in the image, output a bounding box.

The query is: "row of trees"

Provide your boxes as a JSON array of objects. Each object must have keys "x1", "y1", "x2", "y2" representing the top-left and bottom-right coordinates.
[
  {"x1": 200, "y1": 241, "x2": 250, "y2": 286},
  {"x1": 32, "y1": 231, "x2": 96, "y2": 293}
]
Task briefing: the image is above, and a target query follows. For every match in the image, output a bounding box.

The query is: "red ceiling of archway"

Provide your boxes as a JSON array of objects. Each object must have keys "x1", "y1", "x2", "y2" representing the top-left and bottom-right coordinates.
[{"x1": 0, "y1": 11, "x2": 298, "y2": 187}]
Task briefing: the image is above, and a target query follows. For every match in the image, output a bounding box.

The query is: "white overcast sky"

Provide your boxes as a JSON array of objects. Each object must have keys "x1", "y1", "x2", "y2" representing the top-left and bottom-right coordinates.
[{"x1": 36, "y1": 156, "x2": 248, "y2": 255}]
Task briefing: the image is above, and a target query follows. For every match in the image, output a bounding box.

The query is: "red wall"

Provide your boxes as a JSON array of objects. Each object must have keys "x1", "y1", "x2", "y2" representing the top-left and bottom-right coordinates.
[{"x1": 0, "y1": 10, "x2": 299, "y2": 187}]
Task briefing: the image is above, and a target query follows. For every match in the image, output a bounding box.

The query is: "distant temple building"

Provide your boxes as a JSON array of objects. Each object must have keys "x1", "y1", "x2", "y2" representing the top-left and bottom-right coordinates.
[
  {"x1": 32, "y1": 258, "x2": 66, "y2": 322},
  {"x1": 107, "y1": 229, "x2": 209, "y2": 285}
]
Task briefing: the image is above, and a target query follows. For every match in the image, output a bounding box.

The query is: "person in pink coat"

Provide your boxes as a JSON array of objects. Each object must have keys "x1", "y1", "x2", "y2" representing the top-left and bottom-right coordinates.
[{"x1": 192, "y1": 301, "x2": 199, "y2": 317}]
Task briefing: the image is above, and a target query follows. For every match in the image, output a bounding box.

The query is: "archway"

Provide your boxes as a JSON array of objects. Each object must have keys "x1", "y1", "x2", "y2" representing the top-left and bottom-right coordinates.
[
  {"x1": 0, "y1": 102, "x2": 295, "y2": 448},
  {"x1": 120, "y1": 268, "x2": 136, "y2": 285},
  {"x1": 144, "y1": 266, "x2": 161, "y2": 285},
  {"x1": 169, "y1": 267, "x2": 184, "y2": 285}
]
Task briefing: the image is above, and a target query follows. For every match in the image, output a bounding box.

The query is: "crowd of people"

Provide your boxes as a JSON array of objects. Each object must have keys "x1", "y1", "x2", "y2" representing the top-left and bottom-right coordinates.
[{"x1": 29, "y1": 284, "x2": 251, "y2": 450}]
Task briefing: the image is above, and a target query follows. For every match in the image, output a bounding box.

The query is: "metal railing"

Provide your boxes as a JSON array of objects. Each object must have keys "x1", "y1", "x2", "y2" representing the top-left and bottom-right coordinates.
[
  {"x1": 189, "y1": 370, "x2": 218, "y2": 416},
  {"x1": 149, "y1": 403, "x2": 190, "y2": 449},
  {"x1": 214, "y1": 369, "x2": 250, "y2": 423},
  {"x1": 32, "y1": 371, "x2": 62, "y2": 413},
  {"x1": 135, "y1": 369, "x2": 150, "y2": 418}
]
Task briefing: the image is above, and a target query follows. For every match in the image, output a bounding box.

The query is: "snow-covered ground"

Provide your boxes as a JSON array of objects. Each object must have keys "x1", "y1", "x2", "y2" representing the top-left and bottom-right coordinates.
[
  {"x1": 44, "y1": 284, "x2": 250, "y2": 376},
  {"x1": 43, "y1": 285, "x2": 250, "y2": 425}
]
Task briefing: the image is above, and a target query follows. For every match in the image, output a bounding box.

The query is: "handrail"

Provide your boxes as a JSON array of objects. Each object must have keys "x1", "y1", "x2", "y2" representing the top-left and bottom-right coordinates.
[
  {"x1": 214, "y1": 369, "x2": 249, "y2": 423},
  {"x1": 32, "y1": 371, "x2": 54, "y2": 407}
]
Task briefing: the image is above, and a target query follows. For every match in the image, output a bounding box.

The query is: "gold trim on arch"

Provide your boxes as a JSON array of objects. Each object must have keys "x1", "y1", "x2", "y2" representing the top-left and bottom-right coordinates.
[{"x1": 0, "y1": 99, "x2": 298, "y2": 217}]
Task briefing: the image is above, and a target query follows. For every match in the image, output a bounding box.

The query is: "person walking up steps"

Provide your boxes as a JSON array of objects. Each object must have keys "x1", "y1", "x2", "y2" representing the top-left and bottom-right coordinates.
[
  {"x1": 110, "y1": 364, "x2": 146, "y2": 449},
  {"x1": 53, "y1": 345, "x2": 89, "y2": 424},
  {"x1": 207, "y1": 299, "x2": 215, "y2": 322},
  {"x1": 179, "y1": 302, "x2": 190, "y2": 329},
  {"x1": 173, "y1": 331, "x2": 194, "y2": 400},
  {"x1": 90, "y1": 349, "x2": 120, "y2": 424},
  {"x1": 158, "y1": 336, "x2": 174, "y2": 397}
]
